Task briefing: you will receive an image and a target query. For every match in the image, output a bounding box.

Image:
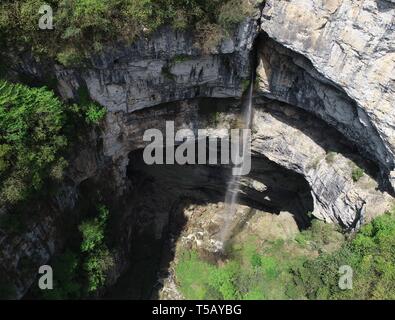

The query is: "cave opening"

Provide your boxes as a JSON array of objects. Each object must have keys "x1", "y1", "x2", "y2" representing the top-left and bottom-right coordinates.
[{"x1": 106, "y1": 145, "x2": 314, "y2": 299}]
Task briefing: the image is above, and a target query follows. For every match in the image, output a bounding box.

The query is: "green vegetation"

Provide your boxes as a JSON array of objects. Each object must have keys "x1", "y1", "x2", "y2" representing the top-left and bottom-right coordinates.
[
  {"x1": 85, "y1": 103, "x2": 107, "y2": 125},
  {"x1": 161, "y1": 54, "x2": 194, "y2": 81},
  {"x1": 176, "y1": 210, "x2": 395, "y2": 300},
  {"x1": 218, "y1": 0, "x2": 254, "y2": 30},
  {"x1": 79, "y1": 205, "x2": 114, "y2": 292},
  {"x1": 195, "y1": 23, "x2": 225, "y2": 54},
  {"x1": 177, "y1": 239, "x2": 303, "y2": 299},
  {"x1": 0, "y1": 80, "x2": 106, "y2": 208},
  {"x1": 0, "y1": 80, "x2": 68, "y2": 205},
  {"x1": 241, "y1": 79, "x2": 251, "y2": 93},
  {"x1": 211, "y1": 112, "x2": 221, "y2": 126},
  {"x1": 41, "y1": 250, "x2": 82, "y2": 299},
  {"x1": 171, "y1": 55, "x2": 191, "y2": 64},
  {"x1": 294, "y1": 209, "x2": 395, "y2": 299},
  {"x1": 352, "y1": 165, "x2": 364, "y2": 182},
  {"x1": 0, "y1": 0, "x2": 253, "y2": 67},
  {"x1": 38, "y1": 204, "x2": 113, "y2": 299},
  {"x1": 76, "y1": 84, "x2": 107, "y2": 125}
]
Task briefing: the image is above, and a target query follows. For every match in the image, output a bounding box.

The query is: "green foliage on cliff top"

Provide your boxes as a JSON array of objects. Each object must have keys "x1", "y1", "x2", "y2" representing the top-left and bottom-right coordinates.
[
  {"x1": 176, "y1": 210, "x2": 395, "y2": 300},
  {"x1": 0, "y1": 0, "x2": 253, "y2": 67}
]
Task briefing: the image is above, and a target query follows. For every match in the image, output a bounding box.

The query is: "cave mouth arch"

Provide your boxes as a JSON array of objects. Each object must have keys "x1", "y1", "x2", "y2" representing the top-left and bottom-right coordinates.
[{"x1": 106, "y1": 147, "x2": 314, "y2": 299}]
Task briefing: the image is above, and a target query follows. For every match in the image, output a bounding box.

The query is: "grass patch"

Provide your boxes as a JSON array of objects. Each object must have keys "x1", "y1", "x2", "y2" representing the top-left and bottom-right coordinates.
[
  {"x1": 175, "y1": 219, "x2": 349, "y2": 300},
  {"x1": 176, "y1": 251, "x2": 216, "y2": 299},
  {"x1": 176, "y1": 210, "x2": 395, "y2": 300}
]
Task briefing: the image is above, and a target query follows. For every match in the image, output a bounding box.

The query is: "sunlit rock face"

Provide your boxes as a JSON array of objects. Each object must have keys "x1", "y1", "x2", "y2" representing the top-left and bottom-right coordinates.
[
  {"x1": 251, "y1": 101, "x2": 393, "y2": 227},
  {"x1": 54, "y1": 20, "x2": 258, "y2": 113},
  {"x1": 259, "y1": 0, "x2": 395, "y2": 190}
]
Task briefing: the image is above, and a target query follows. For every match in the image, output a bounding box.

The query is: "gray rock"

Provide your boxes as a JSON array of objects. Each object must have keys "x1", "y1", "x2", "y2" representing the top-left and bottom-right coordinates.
[
  {"x1": 55, "y1": 20, "x2": 258, "y2": 113},
  {"x1": 259, "y1": 0, "x2": 395, "y2": 189}
]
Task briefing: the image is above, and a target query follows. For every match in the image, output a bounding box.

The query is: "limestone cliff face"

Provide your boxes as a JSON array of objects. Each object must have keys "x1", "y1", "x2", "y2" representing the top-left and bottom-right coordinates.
[
  {"x1": 55, "y1": 20, "x2": 258, "y2": 113},
  {"x1": 258, "y1": 0, "x2": 395, "y2": 189},
  {"x1": 251, "y1": 101, "x2": 393, "y2": 227},
  {"x1": 2, "y1": 0, "x2": 395, "y2": 299},
  {"x1": 53, "y1": 19, "x2": 259, "y2": 191}
]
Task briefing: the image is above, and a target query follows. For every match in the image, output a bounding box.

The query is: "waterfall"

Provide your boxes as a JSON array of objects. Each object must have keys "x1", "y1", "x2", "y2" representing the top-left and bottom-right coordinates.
[{"x1": 219, "y1": 81, "x2": 254, "y2": 245}]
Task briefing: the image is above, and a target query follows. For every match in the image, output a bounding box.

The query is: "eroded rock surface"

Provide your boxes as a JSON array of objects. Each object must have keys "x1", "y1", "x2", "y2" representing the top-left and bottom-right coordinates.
[
  {"x1": 54, "y1": 20, "x2": 258, "y2": 113},
  {"x1": 259, "y1": 0, "x2": 395, "y2": 189},
  {"x1": 2, "y1": 0, "x2": 395, "y2": 299},
  {"x1": 252, "y1": 101, "x2": 393, "y2": 227}
]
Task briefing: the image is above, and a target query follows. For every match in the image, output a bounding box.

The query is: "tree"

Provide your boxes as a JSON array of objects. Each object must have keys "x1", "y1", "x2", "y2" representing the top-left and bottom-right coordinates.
[{"x1": 0, "y1": 80, "x2": 68, "y2": 205}]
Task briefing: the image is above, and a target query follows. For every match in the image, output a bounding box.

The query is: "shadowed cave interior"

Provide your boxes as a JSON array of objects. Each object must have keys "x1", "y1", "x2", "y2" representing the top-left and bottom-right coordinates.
[{"x1": 106, "y1": 147, "x2": 314, "y2": 299}]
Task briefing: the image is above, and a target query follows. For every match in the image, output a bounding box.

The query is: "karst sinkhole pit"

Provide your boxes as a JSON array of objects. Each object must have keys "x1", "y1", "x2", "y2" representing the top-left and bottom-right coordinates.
[
  {"x1": 106, "y1": 146, "x2": 315, "y2": 299},
  {"x1": 102, "y1": 93, "x2": 386, "y2": 300}
]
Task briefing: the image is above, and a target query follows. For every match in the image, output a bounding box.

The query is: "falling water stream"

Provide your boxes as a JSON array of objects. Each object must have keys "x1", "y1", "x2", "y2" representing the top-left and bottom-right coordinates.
[{"x1": 219, "y1": 81, "x2": 254, "y2": 245}]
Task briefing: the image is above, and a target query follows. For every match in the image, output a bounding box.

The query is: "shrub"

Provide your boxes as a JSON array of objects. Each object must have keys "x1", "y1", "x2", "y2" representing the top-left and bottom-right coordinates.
[
  {"x1": 293, "y1": 210, "x2": 395, "y2": 300},
  {"x1": 208, "y1": 262, "x2": 240, "y2": 299},
  {"x1": 352, "y1": 166, "x2": 364, "y2": 182},
  {"x1": 79, "y1": 205, "x2": 109, "y2": 252},
  {"x1": 250, "y1": 253, "x2": 262, "y2": 268},
  {"x1": 75, "y1": 84, "x2": 107, "y2": 125},
  {"x1": 295, "y1": 232, "x2": 310, "y2": 247},
  {"x1": 56, "y1": 48, "x2": 86, "y2": 68},
  {"x1": 85, "y1": 103, "x2": 107, "y2": 125},
  {"x1": 84, "y1": 247, "x2": 114, "y2": 292},
  {"x1": 196, "y1": 23, "x2": 225, "y2": 54},
  {"x1": 176, "y1": 251, "x2": 215, "y2": 299},
  {"x1": 218, "y1": 0, "x2": 253, "y2": 30},
  {"x1": 172, "y1": 9, "x2": 189, "y2": 30},
  {"x1": 79, "y1": 205, "x2": 113, "y2": 292}
]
